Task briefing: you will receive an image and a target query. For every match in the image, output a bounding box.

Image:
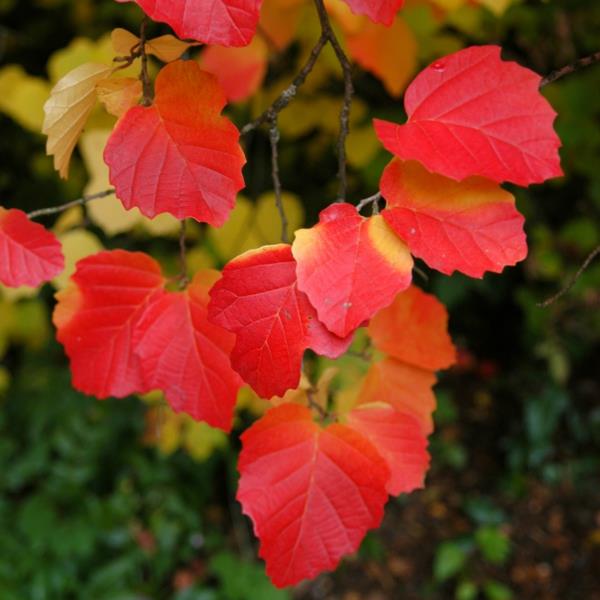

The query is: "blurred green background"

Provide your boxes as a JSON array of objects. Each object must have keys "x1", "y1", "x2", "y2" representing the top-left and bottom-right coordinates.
[{"x1": 0, "y1": 0, "x2": 599, "y2": 598}]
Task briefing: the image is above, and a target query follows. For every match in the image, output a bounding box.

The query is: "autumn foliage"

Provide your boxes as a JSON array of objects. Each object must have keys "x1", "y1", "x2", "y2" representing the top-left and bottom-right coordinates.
[{"x1": 0, "y1": 0, "x2": 568, "y2": 589}]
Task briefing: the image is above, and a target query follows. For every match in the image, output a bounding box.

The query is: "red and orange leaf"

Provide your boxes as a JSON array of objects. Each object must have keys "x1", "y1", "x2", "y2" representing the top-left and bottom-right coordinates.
[
  {"x1": 368, "y1": 286, "x2": 456, "y2": 372},
  {"x1": 293, "y1": 203, "x2": 413, "y2": 338},
  {"x1": 53, "y1": 250, "x2": 164, "y2": 398},
  {"x1": 238, "y1": 403, "x2": 390, "y2": 587},
  {"x1": 115, "y1": 0, "x2": 262, "y2": 46},
  {"x1": 198, "y1": 36, "x2": 268, "y2": 102},
  {"x1": 208, "y1": 244, "x2": 352, "y2": 398},
  {"x1": 134, "y1": 271, "x2": 242, "y2": 431},
  {"x1": 346, "y1": 403, "x2": 430, "y2": 495},
  {"x1": 381, "y1": 159, "x2": 527, "y2": 277},
  {"x1": 357, "y1": 358, "x2": 437, "y2": 434},
  {"x1": 260, "y1": 0, "x2": 305, "y2": 50},
  {"x1": 0, "y1": 207, "x2": 64, "y2": 288},
  {"x1": 104, "y1": 60, "x2": 245, "y2": 225},
  {"x1": 374, "y1": 45, "x2": 562, "y2": 185},
  {"x1": 341, "y1": 0, "x2": 404, "y2": 26},
  {"x1": 346, "y1": 16, "x2": 417, "y2": 97}
]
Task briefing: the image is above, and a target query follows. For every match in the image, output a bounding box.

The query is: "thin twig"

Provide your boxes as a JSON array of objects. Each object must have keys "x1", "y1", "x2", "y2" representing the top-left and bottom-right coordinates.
[
  {"x1": 240, "y1": 34, "x2": 328, "y2": 136},
  {"x1": 178, "y1": 219, "x2": 190, "y2": 289},
  {"x1": 268, "y1": 113, "x2": 290, "y2": 244},
  {"x1": 306, "y1": 387, "x2": 328, "y2": 420},
  {"x1": 139, "y1": 17, "x2": 153, "y2": 105},
  {"x1": 356, "y1": 192, "x2": 382, "y2": 213},
  {"x1": 540, "y1": 51, "x2": 600, "y2": 87},
  {"x1": 313, "y1": 0, "x2": 354, "y2": 201},
  {"x1": 27, "y1": 189, "x2": 115, "y2": 219},
  {"x1": 537, "y1": 245, "x2": 600, "y2": 308}
]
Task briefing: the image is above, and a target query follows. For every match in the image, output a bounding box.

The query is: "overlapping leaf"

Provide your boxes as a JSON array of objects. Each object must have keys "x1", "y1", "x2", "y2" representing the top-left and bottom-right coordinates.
[
  {"x1": 374, "y1": 45, "x2": 562, "y2": 185},
  {"x1": 104, "y1": 60, "x2": 246, "y2": 225},
  {"x1": 381, "y1": 159, "x2": 527, "y2": 277},
  {"x1": 134, "y1": 271, "x2": 242, "y2": 431},
  {"x1": 116, "y1": 0, "x2": 262, "y2": 46},
  {"x1": 293, "y1": 203, "x2": 413, "y2": 338},
  {"x1": 341, "y1": 0, "x2": 404, "y2": 26},
  {"x1": 0, "y1": 207, "x2": 64, "y2": 288},
  {"x1": 237, "y1": 403, "x2": 389, "y2": 587},
  {"x1": 208, "y1": 244, "x2": 352, "y2": 398}
]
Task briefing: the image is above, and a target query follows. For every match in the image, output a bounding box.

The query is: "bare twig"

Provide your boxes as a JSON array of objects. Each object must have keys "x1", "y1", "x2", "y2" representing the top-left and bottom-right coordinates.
[
  {"x1": 268, "y1": 113, "x2": 290, "y2": 244},
  {"x1": 27, "y1": 189, "x2": 115, "y2": 219},
  {"x1": 240, "y1": 34, "x2": 328, "y2": 136},
  {"x1": 540, "y1": 51, "x2": 600, "y2": 87},
  {"x1": 139, "y1": 16, "x2": 153, "y2": 105},
  {"x1": 537, "y1": 245, "x2": 600, "y2": 307},
  {"x1": 313, "y1": 0, "x2": 354, "y2": 201},
  {"x1": 356, "y1": 191, "x2": 382, "y2": 213},
  {"x1": 178, "y1": 219, "x2": 190, "y2": 288}
]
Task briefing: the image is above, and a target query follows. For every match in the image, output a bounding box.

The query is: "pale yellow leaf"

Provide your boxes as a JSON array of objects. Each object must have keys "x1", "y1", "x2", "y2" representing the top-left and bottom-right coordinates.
[
  {"x1": 53, "y1": 206, "x2": 84, "y2": 234},
  {"x1": 52, "y1": 229, "x2": 103, "y2": 289},
  {"x1": 183, "y1": 420, "x2": 228, "y2": 461},
  {"x1": 96, "y1": 77, "x2": 142, "y2": 117},
  {"x1": 111, "y1": 28, "x2": 141, "y2": 57},
  {"x1": 254, "y1": 191, "x2": 305, "y2": 242},
  {"x1": 147, "y1": 35, "x2": 200, "y2": 62},
  {"x1": 43, "y1": 63, "x2": 112, "y2": 178}
]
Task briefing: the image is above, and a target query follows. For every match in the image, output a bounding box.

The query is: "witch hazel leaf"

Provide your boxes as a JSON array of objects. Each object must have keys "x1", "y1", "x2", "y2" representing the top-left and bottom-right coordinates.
[
  {"x1": 374, "y1": 45, "x2": 563, "y2": 185},
  {"x1": 293, "y1": 203, "x2": 413, "y2": 338},
  {"x1": 115, "y1": 0, "x2": 262, "y2": 47},
  {"x1": 104, "y1": 60, "x2": 246, "y2": 225},
  {"x1": 208, "y1": 244, "x2": 352, "y2": 399},
  {"x1": 341, "y1": 0, "x2": 404, "y2": 26},
  {"x1": 0, "y1": 207, "x2": 64, "y2": 288},
  {"x1": 357, "y1": 358, "x2": 437, "y2": 434},
  {"x1": 134, "y1": 270, "x2": 242, "y2": 431},
  {"x1": 368, "y1": 285, "x2": 456, "y2": 372},
  {"x1": 53, "y1": 250, "x2": 164, "y2": 398},
  {"x1": 96, "y1": 77, "x2": 142, "y2": 118},
  {"x1": 346, "y1": 403, "x2": 430, "y2": 495},
  {"x1": 238, "y1": 403, "x2": 390, "y2": 588},
  {"x1": 43, "y1": 62, "x2": 112, "y2": 178},
  {"x1": 381, "y1": 159, "x2": 527, "y2": 277}
]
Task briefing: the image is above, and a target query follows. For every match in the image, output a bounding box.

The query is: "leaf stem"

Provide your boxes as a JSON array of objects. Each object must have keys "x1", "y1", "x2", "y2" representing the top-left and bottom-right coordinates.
[{"x1": 26, "y1": 189, "x2": 115, "y2": 219}]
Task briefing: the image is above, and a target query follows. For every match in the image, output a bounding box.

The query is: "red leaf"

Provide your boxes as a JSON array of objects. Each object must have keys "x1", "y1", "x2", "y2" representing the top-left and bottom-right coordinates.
[
  {"x1": 368, "y1": 286, "x2": 456, "y2": 372},
  {"x1": 134, "y1": 270, "x2": 242, "y2": 431},
  {"x1": 381, "y1": 159, "x2": 527, "y2": 277},
  {"x1": 238, "y1": 403, "x2": 390, "y2": 587},
  {"x1": 357, "y1": 358, "x2": 437, "y2": 434},
  {"x1": 346, "y1": 403, "x2": 430, "y2": 495},
  {"x1": 53, "y1": 250, "x2": 164, "y2": 398},
  {"x1": 208, "y1": 244, "x2": 352, "y2": 398},
  {"x1": 374, "y1": 45, "x2": 562, "y2": 185},
  {"x1": 104, "y1": 60, "x2": 245, "y2": 225},
  {"x1": 116, "y1": 0, "x2": 262, "y2": 46},
  {"x1": 0, "y1": 207, "x2": 64, "y2": 287},
  {"x1": 293, "y1": 203, "x2": 413, "y2": 338},
  {"x1": 341, "y1": 0, "x2": 404, "y2": 26}
]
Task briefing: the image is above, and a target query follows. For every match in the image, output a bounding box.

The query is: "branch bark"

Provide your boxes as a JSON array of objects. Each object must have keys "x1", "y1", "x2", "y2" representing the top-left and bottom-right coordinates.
[{"x1": 27, "y1": 189, "x2": 115, "y2": 219}]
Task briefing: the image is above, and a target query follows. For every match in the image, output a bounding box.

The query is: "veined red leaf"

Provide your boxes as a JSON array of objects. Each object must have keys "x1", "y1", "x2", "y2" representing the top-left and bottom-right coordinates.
[
  {"x1": 357, "y1": 358, "x2": 437, "y2": 434},
  {"x1": 346, "y1": 403, "x2": 430, "y2": 495},
  {"x1": 0, "y1": 207, "x2": 64, "y2": 288},
  {"x1": 368, "y1": 286, "x2": 456, "y2": 372},
  {"x1": 208, "y1": 244, "x2": 352, "y2": 398},
  {"x1": 374, "y1": 45, "x2": 562, "y2": 185},
  {"x1": 341, "y1": 0, "x2": 404, "y2": 26},
  {"x1": 381, "y1": 159, "x2": 527, "y2": 277},
  {"x1": 238, "y1": 403, "x2": 390, "y2": 587},
  {"x1": 53, "y1": 250, "x2": 164, "y2": 398},
  {"x1": 115, "y1": 0, "x2": 262, "y2": 47},
  {"x1": 104, "y1": 60, "x2": 246, "y2": 225},
  {"x1": 292, "y1": 203, "x2": 413, "y2": 338},
  {"x1": 134, "y1": 270, "x2": 242, "y2": 431}
]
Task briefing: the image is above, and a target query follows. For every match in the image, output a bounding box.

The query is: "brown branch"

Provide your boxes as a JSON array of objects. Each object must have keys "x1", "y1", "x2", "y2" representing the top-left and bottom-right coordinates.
[
  {"x1": 27, "y1": 189, "x2": 115, "y2": 219},
  {"x1": 540, "y1": 51, "x2": 600, "y2": 87},
  {"x1": 268, "y1": 113, "x2": 290, "y2": 244},
  {"x1": 178, "y1": 219, "x2": 190, "y2": 289},
  {"x1": 537, "y1": 245, "x2": 600, "y2": 308},
  {"x1": 139, "y1": 16, "x2": 153, "y2": 105},
  {"x1": 240, "y1": 34, "x2": 328, "y2": 136},
  {"x1": 313, "y1": 0, "x2": 354, "y2": 201}
]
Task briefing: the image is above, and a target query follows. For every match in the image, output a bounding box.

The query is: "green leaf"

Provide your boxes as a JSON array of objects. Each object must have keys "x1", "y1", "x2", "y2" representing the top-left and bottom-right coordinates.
[
  {"x1": 483, "y1": 581, "x2": 513, "y2": 600},
  {"x1": 475, "y1": 526, "x2": 510, "y2": 565},
  {"x1": 456, "y1": 580, "x2": 478, "y2": 600},
  {"x1": 434, "y1": 541, "x2": 470, "y2": 582}
]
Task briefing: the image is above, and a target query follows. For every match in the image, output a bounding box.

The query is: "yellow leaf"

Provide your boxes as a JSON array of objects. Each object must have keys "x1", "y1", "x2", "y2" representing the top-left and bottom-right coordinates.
[
  {"x1": 43, "y1": 62, "x2": 112, "y2": 178},
  {"x1": 236, "y1": 386, "x2": 271, "y2": 416},
  {"x1": 111, "y1": 28, "x2": 140, "y2": 57},
  {"x1": 477, "y1": 0, "x2": 515, "y2": 15},
  {"x1": 138, "y1": 213, "x2": 181, "y2": 237},
  {"x1": 0, "y1": 283, "x2": 40, "y2": 302},
  {"x1": 313, "y1": 367, "x2": 339, "y2": 411},
  {"x1": 183, "y1": 420, "x2": 228, "y2": 461},
  {"x1": 96, "y1": 77, "x2": 142, "y2": 117},
  {"x1": 52, "y1": 229, "x2": 103, "y2": 289},
  {"x1": 147, "y1": 35, "x2": 200, "y2": 62},
  {"x1": 53, "y1": 206, "x2": 84, "y2": 235},
  {"x1": 254, "y1": 191, "x2": 305, "y2": 242},
  {"x1": 346, "y1": 125, "x2": 380, "y2": 168}
]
